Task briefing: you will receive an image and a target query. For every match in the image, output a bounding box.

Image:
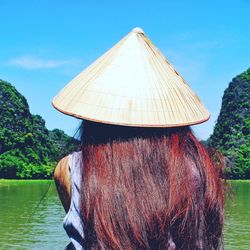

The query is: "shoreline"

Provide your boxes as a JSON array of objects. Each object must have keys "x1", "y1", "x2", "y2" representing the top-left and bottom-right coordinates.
[
  {"x1": 0, "y1": 179, "x2": 53, "y2": 185},
  {"x1": 1, "y1": 179, "x2": 250, "y2": 182}
]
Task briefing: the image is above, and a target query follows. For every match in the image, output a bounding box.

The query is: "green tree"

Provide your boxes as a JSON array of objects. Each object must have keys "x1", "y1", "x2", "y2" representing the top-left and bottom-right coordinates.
[
  {"x1": 0, "y1": 79, "x2": 79, "y2": 179},
  {"x1": 208, "y1": 69, "x2": 250, "y2": 179}
]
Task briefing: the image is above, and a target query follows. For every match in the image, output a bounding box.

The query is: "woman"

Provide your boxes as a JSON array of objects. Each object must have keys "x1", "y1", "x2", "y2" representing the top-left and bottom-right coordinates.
[{"x1": 53, "y1": 28, "x2": 224, "y2": 249}]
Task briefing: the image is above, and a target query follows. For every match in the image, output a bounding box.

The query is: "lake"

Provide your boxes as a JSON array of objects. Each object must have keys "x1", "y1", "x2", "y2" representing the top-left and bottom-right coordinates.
[{"x1": 0, "y1": 180, "x2": 249, "y2": 249}]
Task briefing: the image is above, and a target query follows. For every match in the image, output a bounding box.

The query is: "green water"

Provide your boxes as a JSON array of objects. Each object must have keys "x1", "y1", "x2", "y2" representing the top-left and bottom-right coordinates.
[
  {"x1": 0, "y1": 180, "x2": 68, "y2": 249},
  {"x1": 0, "y1": 180, "x2": 249, "y2": 249},
  {"x1": 224, "y1": 181, "x2": 250, "y2": 249}
]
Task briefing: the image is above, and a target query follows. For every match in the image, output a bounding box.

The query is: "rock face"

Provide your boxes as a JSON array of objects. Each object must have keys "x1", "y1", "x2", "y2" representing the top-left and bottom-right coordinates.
[
  {"x1": 208, "y1": 69, "x2": 250, "y2": 179},
  {"x1": 0, "y1": 79, "x2": 79, "y2": 179}
]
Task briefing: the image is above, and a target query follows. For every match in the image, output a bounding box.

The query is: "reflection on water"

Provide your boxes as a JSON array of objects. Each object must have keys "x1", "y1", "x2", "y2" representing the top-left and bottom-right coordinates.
[
  {"x1": 0, "y1": 180, "x2": 68, "y2": 249},
  {"x1": 224, "y1": 181, "x2": 250, "y2": 250},
  {"x1": 0, "y1": 180, "x2": 249, "y2": 249}
]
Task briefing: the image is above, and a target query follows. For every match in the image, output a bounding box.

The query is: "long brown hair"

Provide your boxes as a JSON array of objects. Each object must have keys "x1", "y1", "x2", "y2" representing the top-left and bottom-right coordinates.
[{"x1": 79, "y1": 121, "x2": 224, "y2": 249}]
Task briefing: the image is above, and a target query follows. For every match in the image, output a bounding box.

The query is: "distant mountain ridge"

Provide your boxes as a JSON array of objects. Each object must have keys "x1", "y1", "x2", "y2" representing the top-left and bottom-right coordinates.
[
  {"x1": 208, "y1": 68, "x2": 250, "y2": 179},
  {"x1": 1, "y1": 71, "x2": 249, "y2": 179},
  {"x1": 0, "y1": 79, "x2": 79, "y2": 179}
]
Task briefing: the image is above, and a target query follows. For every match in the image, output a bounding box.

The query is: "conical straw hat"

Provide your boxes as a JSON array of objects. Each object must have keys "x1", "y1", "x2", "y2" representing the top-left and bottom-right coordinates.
[{"x1": 52, "y1": 27, "x2": 210, "y2": 127}]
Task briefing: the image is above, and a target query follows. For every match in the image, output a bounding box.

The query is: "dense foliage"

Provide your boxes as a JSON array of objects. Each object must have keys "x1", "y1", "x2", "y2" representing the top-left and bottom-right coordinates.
[
  {"x1": 0, "y1": 80, "x2": 79, "y2": 179},
  {"x1": 208, "y1": 69, "x2": 250, "y2": 179},
  {"x1": 1, "y1": 69, "x2": 249, "y2": 180}
]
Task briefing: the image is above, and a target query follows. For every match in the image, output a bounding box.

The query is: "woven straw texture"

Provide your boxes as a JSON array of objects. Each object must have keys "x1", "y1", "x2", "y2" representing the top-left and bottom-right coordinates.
[{"x1": 52, "y1": 27, "x2": 210, "y2": 127}]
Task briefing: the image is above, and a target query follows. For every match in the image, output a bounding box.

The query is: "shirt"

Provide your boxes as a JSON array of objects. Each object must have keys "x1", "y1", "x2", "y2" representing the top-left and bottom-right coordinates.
[{"x1": 63, "y1": 151, "x2": 84, "y2": 250}]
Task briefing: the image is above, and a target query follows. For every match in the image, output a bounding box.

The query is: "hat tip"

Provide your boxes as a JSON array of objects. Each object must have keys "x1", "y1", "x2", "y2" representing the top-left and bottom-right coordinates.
[{"x1": 132, "y1": 27, "x2": 144, "y2": 34}]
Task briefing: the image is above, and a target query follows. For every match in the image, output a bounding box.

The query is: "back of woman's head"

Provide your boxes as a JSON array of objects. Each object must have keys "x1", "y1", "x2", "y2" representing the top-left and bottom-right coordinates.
[{"x1": 80, "y1": 121, "x2": 224, "y2": 250}]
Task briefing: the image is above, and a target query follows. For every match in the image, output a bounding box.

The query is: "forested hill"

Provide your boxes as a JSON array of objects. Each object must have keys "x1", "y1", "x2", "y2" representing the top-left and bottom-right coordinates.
[
  {"x1": 208, "y1": 68, "x2": 250, "y2": 179},
  {"x1": 1, "y1": 72, "x2": 249, "y2": 180},
  {"x1": 0, "y1": 79, "x2": 79, "y2": 179}
]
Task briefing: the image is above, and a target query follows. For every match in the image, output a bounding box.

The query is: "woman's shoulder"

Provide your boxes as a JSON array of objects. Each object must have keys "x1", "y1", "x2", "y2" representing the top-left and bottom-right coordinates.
[
  {"x1": 54, "y1": 154, "x2": 72, "y2": 212},
  {"x1": 54, "y1": 155, "x2": 70, "y2": 179},
  {"x1": 54, "y1": 151, "x2": 82, "y2": 184}
]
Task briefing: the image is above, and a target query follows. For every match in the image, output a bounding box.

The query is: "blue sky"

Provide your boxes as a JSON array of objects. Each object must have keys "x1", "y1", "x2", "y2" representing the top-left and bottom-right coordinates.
[{"x1": 1, "y1": 0, "x2": 249, "y2": 139}]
